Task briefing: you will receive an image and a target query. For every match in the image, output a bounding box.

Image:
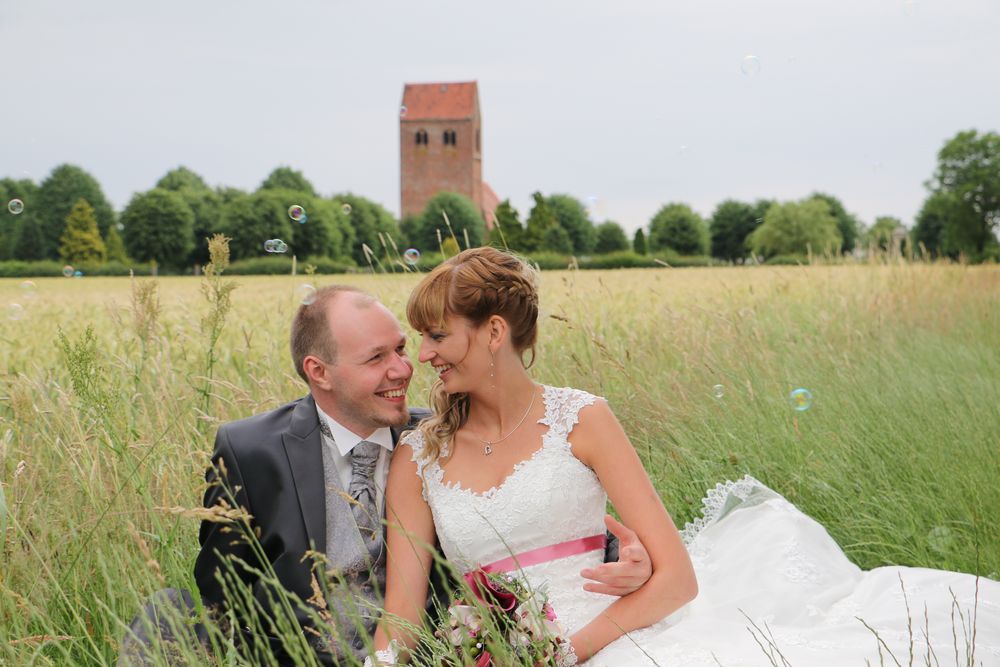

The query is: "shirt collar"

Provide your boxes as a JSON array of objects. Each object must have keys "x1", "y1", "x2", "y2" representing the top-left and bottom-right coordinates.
[{"x1": 315, "y1": 404, "x2": 393, "y2": 457}]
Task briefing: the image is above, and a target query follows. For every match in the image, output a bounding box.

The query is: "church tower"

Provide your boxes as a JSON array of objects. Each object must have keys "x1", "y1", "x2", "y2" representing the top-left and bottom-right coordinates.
[{"x1": 399, "y1": 81, "x2": 498, "y2": 227}]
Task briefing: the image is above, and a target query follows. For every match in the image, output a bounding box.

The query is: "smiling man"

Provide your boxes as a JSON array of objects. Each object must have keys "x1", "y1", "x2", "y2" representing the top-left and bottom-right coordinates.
[{"x1": 123, "y1": 285, "x2": 651, "y2": 666}]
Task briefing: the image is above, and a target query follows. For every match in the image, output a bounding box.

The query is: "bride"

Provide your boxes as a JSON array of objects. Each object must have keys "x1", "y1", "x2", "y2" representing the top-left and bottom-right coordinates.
[{"x1": 368, "y1": 247, "x2": 1000, "y2": 665}]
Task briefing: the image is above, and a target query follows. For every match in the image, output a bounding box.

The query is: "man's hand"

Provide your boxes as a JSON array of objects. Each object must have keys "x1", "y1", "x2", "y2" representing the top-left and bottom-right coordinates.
[{"x1": 579, "y1": 514, "x2": 653, "y2": 596}]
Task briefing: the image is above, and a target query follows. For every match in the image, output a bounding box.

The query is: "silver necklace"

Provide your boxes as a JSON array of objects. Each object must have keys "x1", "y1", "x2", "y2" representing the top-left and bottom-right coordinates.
[{"x1": 479, "y1": 387, "x2": 537, "y2": 456}]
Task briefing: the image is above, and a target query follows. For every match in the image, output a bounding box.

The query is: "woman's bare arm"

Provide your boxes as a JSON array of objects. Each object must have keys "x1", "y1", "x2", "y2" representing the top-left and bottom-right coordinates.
[{"x1": 567, "y1": 399, "x2": 698, "y2": 661}]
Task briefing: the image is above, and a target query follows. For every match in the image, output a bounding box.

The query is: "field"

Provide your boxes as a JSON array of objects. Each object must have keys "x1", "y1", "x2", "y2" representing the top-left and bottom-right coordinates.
[{"x1": 1, "y1": 262, "x2": 999, "y2": 665}]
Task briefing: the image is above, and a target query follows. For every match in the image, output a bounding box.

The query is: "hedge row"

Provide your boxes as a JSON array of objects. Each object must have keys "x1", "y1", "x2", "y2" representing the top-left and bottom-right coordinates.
[{"x1": 0, "y1": 252, "x2": 724, "y2": 278}]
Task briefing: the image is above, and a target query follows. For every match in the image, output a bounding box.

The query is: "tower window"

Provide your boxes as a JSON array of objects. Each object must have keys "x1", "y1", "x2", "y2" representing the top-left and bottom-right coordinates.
[
  {"x1": 415, "y1": 129, "x2": 428, "y2": 145},
  {"x1": 443, "y1": 130, "x2": 457, "y2": 146}
]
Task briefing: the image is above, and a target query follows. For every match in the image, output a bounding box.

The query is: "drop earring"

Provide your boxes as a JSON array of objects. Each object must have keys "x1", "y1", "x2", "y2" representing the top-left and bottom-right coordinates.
[{"x1": 489, "y1": 347, "x2": 496, "y2": 388}]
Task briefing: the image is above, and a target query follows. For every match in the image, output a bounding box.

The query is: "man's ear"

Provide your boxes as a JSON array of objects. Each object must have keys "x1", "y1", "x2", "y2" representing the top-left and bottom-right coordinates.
[{"x1": 302, "y1": 355, "x2": 332, "y2": 390}]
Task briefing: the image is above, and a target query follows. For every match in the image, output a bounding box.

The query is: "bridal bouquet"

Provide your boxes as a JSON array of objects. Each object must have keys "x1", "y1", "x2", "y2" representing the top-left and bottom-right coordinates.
[{"x1": 434, "y1": 569, "x2": 577, "y2": 666}]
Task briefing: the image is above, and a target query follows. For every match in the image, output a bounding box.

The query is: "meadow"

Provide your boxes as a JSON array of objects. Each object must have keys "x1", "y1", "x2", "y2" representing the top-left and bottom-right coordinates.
[{"x1": 0, "y1": 260, "x2": 998, "y2": 665}]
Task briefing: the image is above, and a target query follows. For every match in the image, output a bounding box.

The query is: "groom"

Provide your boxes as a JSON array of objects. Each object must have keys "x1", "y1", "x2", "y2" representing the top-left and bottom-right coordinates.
[{"x1": 123, "y1": 285, "x2": 652, "y2": 665}]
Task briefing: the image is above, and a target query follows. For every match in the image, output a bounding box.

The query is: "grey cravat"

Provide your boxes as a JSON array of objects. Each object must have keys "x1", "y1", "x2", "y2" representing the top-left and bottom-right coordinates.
[{"x1": 349, "y1": 441, "x2": 381, "y2": 546}]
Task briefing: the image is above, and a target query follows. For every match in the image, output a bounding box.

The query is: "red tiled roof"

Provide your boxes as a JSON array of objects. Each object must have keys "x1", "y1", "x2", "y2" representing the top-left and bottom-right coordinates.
[
  {"x1": 481, "y1": 181, "x2": 500, "y2": 229},
  {"x1": 401, "y1": 82, "x2": 478, "y2": 121}
]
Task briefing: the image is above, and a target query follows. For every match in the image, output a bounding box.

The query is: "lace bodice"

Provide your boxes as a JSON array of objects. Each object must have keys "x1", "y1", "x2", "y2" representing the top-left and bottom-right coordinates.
[{"x1": 405, "y1": 385, "x2": 613, "y2": 632}]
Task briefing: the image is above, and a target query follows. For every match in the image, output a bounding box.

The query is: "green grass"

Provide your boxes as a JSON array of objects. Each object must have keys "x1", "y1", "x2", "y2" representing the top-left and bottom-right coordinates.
[{"x1": 0, "y1": 262, "x2": 997, "y2": 664}]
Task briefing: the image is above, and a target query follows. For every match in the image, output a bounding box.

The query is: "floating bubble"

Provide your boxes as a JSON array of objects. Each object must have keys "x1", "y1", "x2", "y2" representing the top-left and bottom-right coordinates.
[
  {"x1": 7, "y1": 303, "x2": 25, "y2": 320},
  {"x1": 62, "y1": 265, "x2": 74, "y2": 278},
  {"x1": 274, "y1": 240, "x2": 288, "y2": 254},
  {"x1": 927, "y1": 526, "x2": 954, "y2": 555},
  {"x1": 298, "y1": 214, "x2": 308, "y2": 225},
  {"x1": 8, "y1": 199, "x2": 24, "y2": 215},
  {"x1": 73, "y1": 270, "x2": 83, "y2": 278},
  {"x1": 19, "y1": 280, "x2": 37, "y2": 299},
  {"x1": 341, "y1": 203, "x2": 352, "y2": 215},
  {"x1": 116, "y1": 222, "x2": 125, "y2": 232},
  {"x1": 741, "y1": 55, "x2": 761, "y2": 77},
  {"x1": 403, "y1": 248, "x2": 421, "y2": 265},
  {"x1": 295, "y1": 284, "x2": 318, "y2": 306},
  {"x1": 712, "y1": 384, "x2": 725, "y2": 399},
  {"x1": 264, "y1": 239, "x2": 276, "y2": 253},
  {"x1": 788, "y1": 388, "x2": 813, "y2": 411},
  {"x1": 288, "y1": 205, "x2": 306, "y2": 222},
  {"x1": 400, "y1": 105, "x2": 408, "y2": 118}
]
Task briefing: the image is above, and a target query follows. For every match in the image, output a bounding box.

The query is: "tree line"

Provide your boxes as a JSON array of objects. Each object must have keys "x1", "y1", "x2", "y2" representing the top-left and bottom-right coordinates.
[{"x1": 1, "y1": 129, "x2": 997, "y2": 271}]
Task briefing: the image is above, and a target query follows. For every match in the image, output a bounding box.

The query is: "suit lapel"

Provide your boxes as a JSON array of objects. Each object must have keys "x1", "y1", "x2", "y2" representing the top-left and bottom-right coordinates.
[{"x1": 281, "y1": 395, "x2": 326, "y2": 553}]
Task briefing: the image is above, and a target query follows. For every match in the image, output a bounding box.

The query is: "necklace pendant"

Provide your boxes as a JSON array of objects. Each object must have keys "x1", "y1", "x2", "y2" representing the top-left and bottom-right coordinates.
[{"x1": 484, "y1": 443, "x2": 493, "y2": 456}]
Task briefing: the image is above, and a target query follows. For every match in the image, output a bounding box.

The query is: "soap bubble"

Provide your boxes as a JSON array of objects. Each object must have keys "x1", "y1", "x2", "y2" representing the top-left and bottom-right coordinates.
[
  {"x1": 116, "y1": 222, "x2": 125, "y2": 232},
  {"x1": 7, "y1": 199, "x2": 24, "y2": 215},
  {"x1": 788, "y1": 388, "x2": 813, "y2": 411},
  {"x1": 264, "y1": 239, "x2": 276, "y2": 253},
  {"x1": 403, "y1": 248, "x2": 421, "y2": 265},
  {"x1": 62, "y1": 265, "x2": 74, "y2": 278},
  {"x1": 298, "y1": 214, "x2": 308, "y2": 225},
  {"x1": 342, "y1": 203, "x2": 352, "y2": 215},
  {"x1": 73, "y1": 270, "x2": 83, "y2": 278},
  {"x1": 400, "y1": 105, "x2": 408, "y2": 117},
  {"x1": 927, "y1": 526, "x2": 954, "y2": 555},
  {"x1": 741, "y1": 55, "x2": 761, "y2": 77},
  {"x1": 20, "y1": 280, "x2": 37, "y2": 298},
  {"x1": 295, "y1": 284, "x2": 318, "y2": 306},
  {"x1": 274, "y1": 240, "x2": 287, "y2": 253},
  {"x1": 7, "y1": 303, "x2": 25, "y2": 320},
  {"x1": 288, "y1": 205, "x2": 306, "y2": 222},
  {"x1": 712, "y1": 384, "x2": 725, "y2": 399}
]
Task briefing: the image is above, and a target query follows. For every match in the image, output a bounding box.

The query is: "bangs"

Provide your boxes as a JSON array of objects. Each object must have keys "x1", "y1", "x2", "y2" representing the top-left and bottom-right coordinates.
[{"x1": 406, "y1": 264, "x2": 453, "y2": 332}]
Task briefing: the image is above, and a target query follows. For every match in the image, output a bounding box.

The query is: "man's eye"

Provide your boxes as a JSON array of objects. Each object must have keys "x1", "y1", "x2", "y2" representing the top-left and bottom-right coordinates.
[{"x1": 369, "y1": 353, "x2": 383, "y2": 362}]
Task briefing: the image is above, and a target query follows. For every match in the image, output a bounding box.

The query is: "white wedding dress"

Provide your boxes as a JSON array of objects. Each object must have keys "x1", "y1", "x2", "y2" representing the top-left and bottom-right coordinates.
[{"x1": 406, "y1": 386, "x2": 1000, "y2": 666}]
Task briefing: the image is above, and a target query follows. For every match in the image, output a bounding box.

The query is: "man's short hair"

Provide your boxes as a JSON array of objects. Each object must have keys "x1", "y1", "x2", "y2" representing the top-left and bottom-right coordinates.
[{"x1": 289, "y1": 285, "x2": 375, "y2": 383}]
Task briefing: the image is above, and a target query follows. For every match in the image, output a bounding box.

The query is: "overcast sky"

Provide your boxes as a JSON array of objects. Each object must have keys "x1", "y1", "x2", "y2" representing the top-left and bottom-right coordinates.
[{"x1": 3, "y1": 0, "x2": 998, "y2": 234}]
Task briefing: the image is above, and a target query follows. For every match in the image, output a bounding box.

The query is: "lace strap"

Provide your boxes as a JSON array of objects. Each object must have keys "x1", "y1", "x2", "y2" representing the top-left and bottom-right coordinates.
[
  {"x1": 538, "y1": 385, "x2": 599, "y2": 442},
  {"x1": 401, "y1": 429, "x2": 439, "y2": 502}
]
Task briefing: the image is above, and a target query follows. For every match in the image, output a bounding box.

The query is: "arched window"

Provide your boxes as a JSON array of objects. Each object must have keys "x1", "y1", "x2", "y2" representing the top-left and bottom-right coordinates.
[
  {"x1": 443, "y1": 130, "x2": 457, "y2": 146},
  {"x1": 415, "y1": 130, "x2": 428, "y2": 145}
]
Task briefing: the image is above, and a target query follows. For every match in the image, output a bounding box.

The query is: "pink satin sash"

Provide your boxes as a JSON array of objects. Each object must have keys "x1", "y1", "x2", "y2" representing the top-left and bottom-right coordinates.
[{"x1": 481, "y1": 534, "x2": 607, "y2": 574}]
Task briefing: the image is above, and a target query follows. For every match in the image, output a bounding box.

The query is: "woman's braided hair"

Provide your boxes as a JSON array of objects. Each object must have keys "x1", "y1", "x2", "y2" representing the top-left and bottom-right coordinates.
[{"x1": 405, "y1": 247, "x2": 539, "y2": 465}]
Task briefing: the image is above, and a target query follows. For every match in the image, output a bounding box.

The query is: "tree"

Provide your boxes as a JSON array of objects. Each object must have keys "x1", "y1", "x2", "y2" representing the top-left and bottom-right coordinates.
[
  {"x1": 258, "y1": 166, "x2": 317, "y2": 197},
  {"x1": 912, "y1": 191, "x2": 954, "y2": 257},
  {"x1": 632, "y1": 228, "x2": 647, "y2": 255},
  {"x1": 12, "y1": 218, "x2": 46, "y2": 261},
  {"x1": 156, "y1": 166, "x2": 210, "y2": 192},
  {"x1": 541, "y1": 223, "x2": 573, "y2": 254},
  {"x1": 416, "y1": 192, "x2": 486, "y2": 252},
  {"x1": 59, "y1": 199, "x2": 107, "y2": 263},
  {"x1": 36, "y1": 164, "x2": 116, "y2": 258},
  {"x1": 866, "y1": 216, "x2": 903, "y2": 252},
  {"x1": 523, "y1": 193, "x2": 558, "y2": 253},
  {"x1": 398, "y1": 215, "x2": 422, "y2": 250},
  {"x1": 748, "y1": 197, "x2": 841, "y2": 258},
  {"x1": 105, "y1": 224, "x2": 128, "y2": 263},
  {"x1": 332, "y1": 193, "x2": 400, "y2": 265},
  {"x1": 810, "y1": 192, "x2": 860, "y2": 253},
  {"x1": 649, "y1": 203, "x2": 708, "y2": 255},
  {"x1": 593, "y1": 221, "x2": 629, "y2": 254},
  {"x1": 544, "y1": 194, "x2": 596, "y2": 254},
  {"x1": 0, "y1": 177, "x2": 39, "y2": 260},
  {"x1": 709, "y1": 200, "x2": 761, "y2": 261},
  {"x1": 485, "y1": 200, "x2": 523, "y2": 250},
  {"x1": 924, "y1": 129, "x2": 1000, "y2": 258},
  {"x1": 222, "y1": 190, "x2": 345, "y2": 262},
  {"x1": 121, "y1": 188, "x2": 195, "y2": 268}
]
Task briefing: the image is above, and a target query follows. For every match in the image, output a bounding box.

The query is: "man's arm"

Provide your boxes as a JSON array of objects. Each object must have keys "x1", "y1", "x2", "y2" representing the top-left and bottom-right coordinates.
[
  {"x1": 194, "y1": 427, "x2": 260, "y2": 615},
  {"x1": 584, "y1": 514, "x2": 654, "y2": 596}
]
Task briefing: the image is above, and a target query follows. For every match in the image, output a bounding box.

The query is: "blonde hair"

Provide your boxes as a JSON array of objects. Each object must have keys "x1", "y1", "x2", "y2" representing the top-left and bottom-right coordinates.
[{"x1": 406, "y1": 247, "x2": 539, "y2": 464}]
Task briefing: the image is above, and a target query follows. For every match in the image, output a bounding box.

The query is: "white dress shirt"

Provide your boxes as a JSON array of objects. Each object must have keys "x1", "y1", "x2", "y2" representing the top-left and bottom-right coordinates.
[{"x1": 314, "y1": 405, "x2": 394, "y2": 516}]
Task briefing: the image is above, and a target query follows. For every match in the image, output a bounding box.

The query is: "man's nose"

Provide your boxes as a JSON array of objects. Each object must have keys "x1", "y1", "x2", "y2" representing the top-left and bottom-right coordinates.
[{"x1": 388, "y1": 350, "x2": 413, "y2": 379}]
